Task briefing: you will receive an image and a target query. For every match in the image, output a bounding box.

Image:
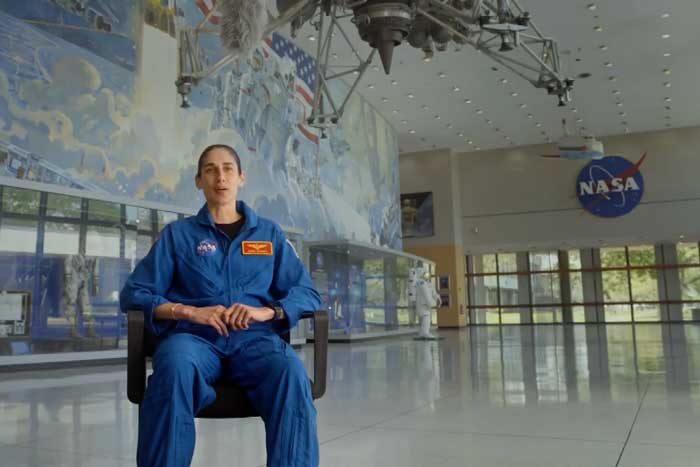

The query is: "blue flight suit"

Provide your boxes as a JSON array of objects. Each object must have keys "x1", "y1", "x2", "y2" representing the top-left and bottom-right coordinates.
[{"x1": 119, "y1": 201, "x2": 321, "y2": 467}]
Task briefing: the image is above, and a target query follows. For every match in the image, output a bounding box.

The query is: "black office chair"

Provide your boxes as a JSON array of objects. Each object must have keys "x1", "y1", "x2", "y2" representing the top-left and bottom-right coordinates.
[{"x1": 127, "y1": 310, "x2": 329, "y2": 418}]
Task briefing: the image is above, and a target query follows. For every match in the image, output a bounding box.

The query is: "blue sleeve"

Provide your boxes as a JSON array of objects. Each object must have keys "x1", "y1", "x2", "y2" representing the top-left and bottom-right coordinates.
[
  {"x1": 270, "y1": 226, "x2": 321, "y2": 330},
  {"x1": 119, "y1": 225, "x2": 176, "y2": 336}
]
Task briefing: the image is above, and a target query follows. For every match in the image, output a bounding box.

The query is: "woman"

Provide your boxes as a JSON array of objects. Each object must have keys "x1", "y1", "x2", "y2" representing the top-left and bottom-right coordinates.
[{"x1": 120, "y1": 144, "x2": 321, "y2": 467}]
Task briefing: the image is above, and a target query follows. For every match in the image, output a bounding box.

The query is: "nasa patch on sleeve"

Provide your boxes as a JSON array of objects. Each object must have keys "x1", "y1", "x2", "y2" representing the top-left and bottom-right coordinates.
[{"x1": 576, "y1": 154, "x2": 645, "y2": 218}]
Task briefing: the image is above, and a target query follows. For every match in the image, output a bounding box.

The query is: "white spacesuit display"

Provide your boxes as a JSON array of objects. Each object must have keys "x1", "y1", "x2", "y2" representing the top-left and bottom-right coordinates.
[
  {"x1": 415, "y1": 266, "x2": 440, "y2": 339},
  {"x1": 61, "y1": 254, "x2": 96, "y2": 337}
]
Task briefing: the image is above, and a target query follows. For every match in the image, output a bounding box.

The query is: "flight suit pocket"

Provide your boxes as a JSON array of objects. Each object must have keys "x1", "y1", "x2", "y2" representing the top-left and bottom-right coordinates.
[{"x1": 175, "y1": 255, "x2": 222, "y2": 297}]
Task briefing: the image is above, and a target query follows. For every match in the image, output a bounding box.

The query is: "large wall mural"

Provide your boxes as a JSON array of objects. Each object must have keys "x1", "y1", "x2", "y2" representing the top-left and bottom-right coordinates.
[{"x1": 0, "y1": 0, "x2": 401, "y2": 249}]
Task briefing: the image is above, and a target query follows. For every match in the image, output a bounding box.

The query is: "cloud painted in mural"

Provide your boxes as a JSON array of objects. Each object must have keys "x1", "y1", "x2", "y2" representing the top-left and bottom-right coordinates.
[{"x1": 0, "y1": 2, "x2": 401, "y2": 249}]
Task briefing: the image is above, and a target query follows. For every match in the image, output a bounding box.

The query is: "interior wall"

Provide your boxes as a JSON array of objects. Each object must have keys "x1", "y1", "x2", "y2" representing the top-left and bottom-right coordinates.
[{"x1": 455, "y1": 126, "x2": 700, "y2": 253}]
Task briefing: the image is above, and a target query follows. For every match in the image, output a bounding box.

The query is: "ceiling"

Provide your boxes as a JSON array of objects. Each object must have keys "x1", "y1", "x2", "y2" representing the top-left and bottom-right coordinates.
[{"x1": 287, "y1": 0, "x2": 700, "y2": 154}]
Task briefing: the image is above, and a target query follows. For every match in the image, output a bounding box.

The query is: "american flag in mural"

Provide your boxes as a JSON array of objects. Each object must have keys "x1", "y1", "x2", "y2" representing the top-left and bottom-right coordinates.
[{"x1": 264, "y1": 32, "x2": 320, "y2": 144}]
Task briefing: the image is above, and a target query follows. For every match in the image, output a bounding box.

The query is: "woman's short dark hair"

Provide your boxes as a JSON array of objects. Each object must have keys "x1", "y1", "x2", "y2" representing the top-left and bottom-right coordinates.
[{"x1": 196, "y1": 144, "x2": 242, "y2": 177}]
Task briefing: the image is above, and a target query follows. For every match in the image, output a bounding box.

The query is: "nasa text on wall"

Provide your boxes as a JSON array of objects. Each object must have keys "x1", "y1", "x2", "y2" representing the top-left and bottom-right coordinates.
[{"x1": 576, "y1": 154, "x2": 646, "y2": 218}]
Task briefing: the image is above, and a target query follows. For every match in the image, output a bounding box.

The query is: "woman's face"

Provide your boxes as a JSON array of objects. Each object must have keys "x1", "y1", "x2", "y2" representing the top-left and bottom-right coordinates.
[{"x1": 195, "y1": 148, "x2": 245, "y2": 206}]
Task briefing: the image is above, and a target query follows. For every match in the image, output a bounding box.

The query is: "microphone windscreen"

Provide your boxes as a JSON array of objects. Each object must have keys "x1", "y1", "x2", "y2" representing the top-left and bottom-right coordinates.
[{"x1": 219, "y1": 0, "x2": 268, "y2": 56}]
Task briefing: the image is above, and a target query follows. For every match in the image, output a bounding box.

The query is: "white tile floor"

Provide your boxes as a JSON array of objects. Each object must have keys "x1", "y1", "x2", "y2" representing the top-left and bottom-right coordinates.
[{"x1": 1, "y1": 323, "x2": 699, "y2": 466}]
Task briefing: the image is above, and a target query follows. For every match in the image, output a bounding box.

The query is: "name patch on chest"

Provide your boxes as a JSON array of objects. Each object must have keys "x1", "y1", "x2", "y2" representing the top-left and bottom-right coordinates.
[{"x1": 242, "y1": 241, "x2": 273, "y2": 255}]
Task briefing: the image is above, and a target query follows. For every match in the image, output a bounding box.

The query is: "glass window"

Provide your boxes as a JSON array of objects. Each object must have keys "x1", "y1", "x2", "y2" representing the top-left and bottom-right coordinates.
[
  {"x1": 46, "y1": 193, "x2": 82, "y2": 218},
  {"x1": 682, "y1": 303, "x2": 700, "y2": 322},
  {"x1": 0, "y1": 218, "x2": 37, "y2": 253},
  {"x1": 680, "y1": 267, "x2": 700, "y2": 301},
  {"x1": 533, "y1": 306, "x2": 562, "y2": 323},
  {"x1": 88, "y1": 199, "x2": 121, "y2": 223},
  {"x1": 1, "y1": 187, "x2": 40, "y2": 215},
  {"x1": 600, "y1": 247, "x2": 627, "y2": 268},
  {"x1": 530, "y1": 251, "x2": 558, "y2": 272},
  {"x1": 472, "y1": 275, "x2": 498, "y2": 307},
  {"x1": 158, "y1": 211, "x2": 179, "y2": 232},
  {"x1": 570, "y1": 271, "x2": 584, "y2": 303},
  {"x1": 44, "y1": 222, "x2": 80, "y2": 255},
  {"x1": 530, "y1": 272, "x2": 560, "y2": 305},
  {"x1": 677, "y1": 242, "x2": 700, "y2": 265},
  {"x1": 627, "y1": 245, "x2": 656, "y2": 267},
  {"x1": 498, "y1": 274, "x2": 520, "y2": 306},
  {"x1": 605, "y1": 304, "x2": 632, "y2": 322},
  {"x1": 498, "y1": 253, "x2": 517, "y2": 273},
  {"x1": 602, "y1": 270, "x2": 630, "y2": 302},
  {"x1": 125, "y1": 206, "x2": 153, "y2": 229},
  {"x1": 477, "y1": 254, "x2": 497, "y2": 274},
  {"x1": 630, "y1": 269, "x2": 658, "y2": 302},
  {"x1": 572, "y1": 305, "x2": 586, "y2": 323},
  {"x1": 85, "y1": 226, "x2": 121, "y2": 258},
  {"x1": 568, "y1": 250, "x2": 582, "y2": 270}
]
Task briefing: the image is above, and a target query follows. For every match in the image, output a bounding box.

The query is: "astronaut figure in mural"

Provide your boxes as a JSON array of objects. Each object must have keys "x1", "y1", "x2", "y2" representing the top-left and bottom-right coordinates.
[
  {"x1": 415, "y1": 264, "x2": 441, "y2": 339},
  {"x1": 61, "y1": 254, "x2": 96, "y2": 338}
]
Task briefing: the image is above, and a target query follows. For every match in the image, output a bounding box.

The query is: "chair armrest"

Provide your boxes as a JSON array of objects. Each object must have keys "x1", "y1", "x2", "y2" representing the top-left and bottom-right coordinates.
[
  {"x1": 300, "y1": 310, "x2": 328, "y2": 399},
  {"x1": 127, "y1": 310, "x2": 146, "y2": 404}
]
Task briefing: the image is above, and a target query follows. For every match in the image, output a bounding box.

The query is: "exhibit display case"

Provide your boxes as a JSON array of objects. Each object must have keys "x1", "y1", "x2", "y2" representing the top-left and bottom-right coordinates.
[{"x1": 306, "y1": 240, "x2": 435, "y2": 341}]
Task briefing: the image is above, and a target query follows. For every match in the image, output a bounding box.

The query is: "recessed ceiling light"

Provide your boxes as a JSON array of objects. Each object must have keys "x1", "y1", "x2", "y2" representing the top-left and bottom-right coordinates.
[
  {"x1": 594, "y1": 25, "x2": 603, "y2": 32},
  {"x1": 452, "y1": 86, "x2": 461, "y2": 92},
  {"x1": 661, "y1": 34, "x2": 671, "y2": 39},
  {"x1": 664, "y1": 97, "x2": 672, "y2": 102},
  {"x1": 372, "y1": 65, "x2": 380, "y2": 71},
  {"x1": 609, "y1": 76, "x2": 617, "y2": 82},
  {"x1": 307, "y1": 35, "x2": 316, "y2": 41},
  {"x1": 587, "y1": 3, "x2": 597, "y2": 11},
  {"x1": 467, "y1": 140, "x2": 473, "y2": 144},
  {"x1": 510, "y1": 92, "x2": 519, "y2": 97},
  {"x1": 392, "y1": 110, "x2": 399, "y2": 115},
  {"x1": 520, "y1": 103, "x2": 527, "y2": 108},
  {"x1": 572, "y1": 108, "x2": 578, "y2": 113},
  {"x1": 331, "y1": 53, "x2": 338, "y2": 59},
  {"x1": 665, "y1": 115, "x2": 672, "y2": 120},
  {"x1": 621, "y1": 121, "x2": 628, "y2": 125},
  {"x1": 407, "y1": 93, "x2": 414, "y2": 99},
  {"x1": 495, "y1": 128, "x2": 500, "y2": 132},
  {"x1": 576, "y1": 118, "x2": 583, "y2": 123},
  {"x1": 381, "y1": 97, "x2": 389, "y2": 102},
  {"x1": 464, "y1": 98, "x2": 472, "y2": 104},
  {"x1": 505, "y1": 136, "x2": 511, "y2": 140},
  {"x1": 438, "y1": 72, "x2": 447, "y2": 78},
  {"x1": 458, "y1": 132, "x2": 464, "y2": 137},
  {"x1": 616, "y1": 102, "x2": 624, "y2": 107},
  {"x1": 612, "y1": 89, "x2": 621, "y2": 95},
  {"x1": 619, "y1": 112, "x2": 626, "y2": 116},
  {"x1": 664, "y1": 82, "x2": 671, "y2": 87},
  {"x1": 476, "y1": 109, "x2": 484, "y2": 114},
  {"x1": 527, "y1": 114, "x2": 534, "y2": 119},
  {"x1": 401, "y1": 120, "x2": 408, "y2": 124},
  {"x1": 661, "y1": 13, "x2": 670, "y2": 19},
  {"x1": 353, "y1": 70, "x2": 360, "y2": 75},
  {"x1": 390, "y1": 80, "x2": 398, "y2": 85},
  {"x1": 486, "y1": 119, "x2": 493, "y2": 124},
  {"x1": 446, "y1": 123, "x2": 453, "y2": 129},
  {"x1": 409, "y1": 129, "x2": 416, "y2": 134},
  {"x1": 663, "y1": 52, "x2": 672, "y2": 57},
  {"x1": 665, "y1": 106, "x2": 672, "y2": 111},
  {"x1": 604, "y1": 62, "x2": 614, "y2": 67},
  {"x1": 434, "y1": 115, "x2": 441, "y2": 120},
  {"x1": 421, "y1": 104, "x2": 430, "y2": 110},
  {"x1": 599, "y1": 44, "x2": 608, "y2": 51},
  {"x1": 475, "y1": 147, "x2": 481, "y2": 150},
  {"x1": 367, "y1": 84, "x2": 375, "y2": 89},
  {"x1": 663, "y1": 68, "x2": 672, "y2": 75},
  {"x1": 536, "y1": 122, "x2": 542, "y2": 127},
  {"x1": 500, "y1": 78, "x2": 508, "y2": 84}
]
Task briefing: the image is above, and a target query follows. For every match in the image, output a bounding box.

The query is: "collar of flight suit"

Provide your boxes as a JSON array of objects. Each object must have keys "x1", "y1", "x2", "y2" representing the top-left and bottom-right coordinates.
[{"x1": 195, "y1": 200, "x2": 259, "y2": 233}]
